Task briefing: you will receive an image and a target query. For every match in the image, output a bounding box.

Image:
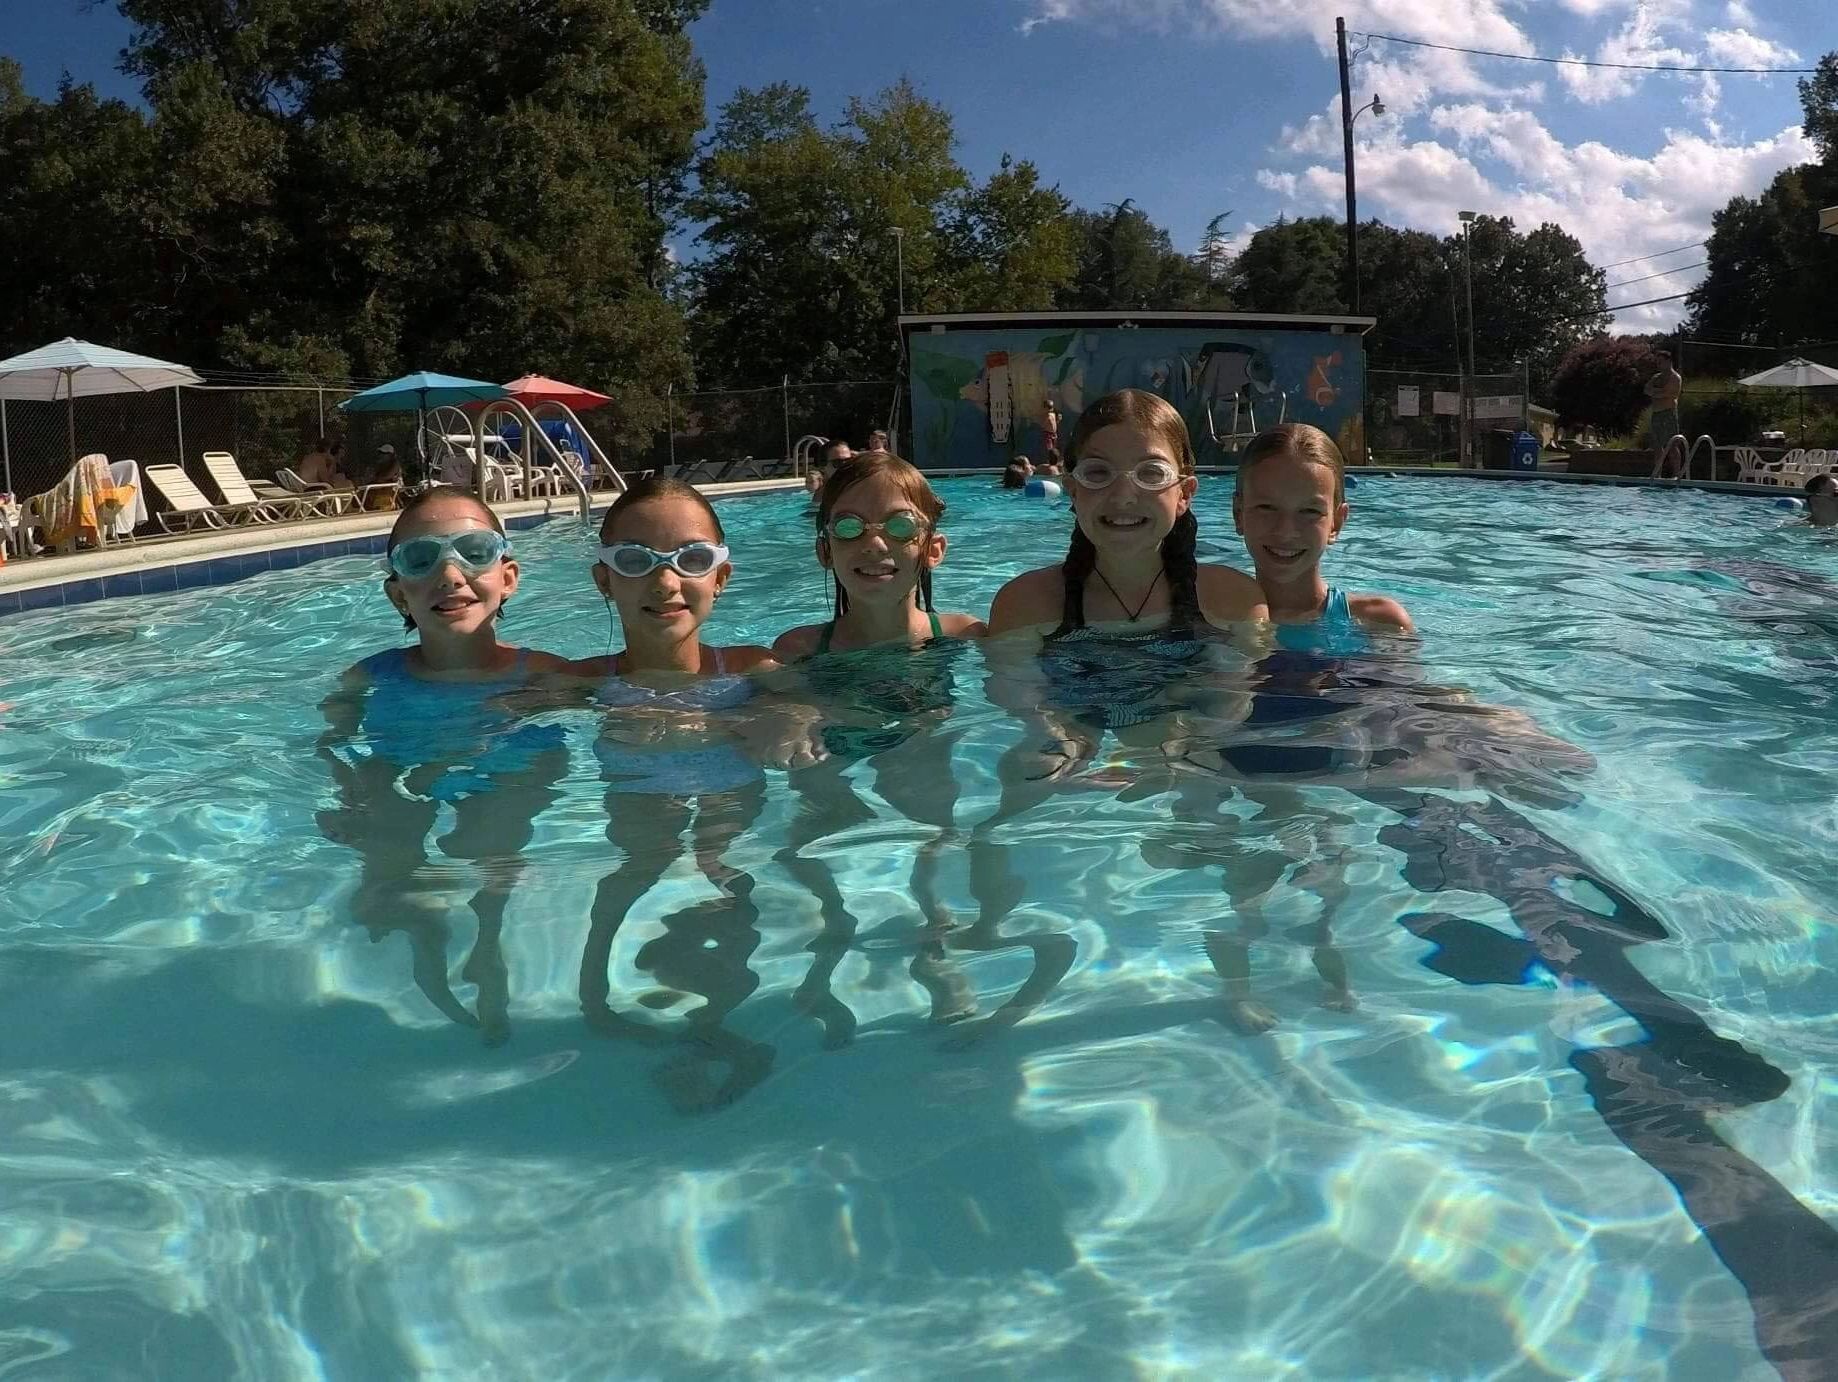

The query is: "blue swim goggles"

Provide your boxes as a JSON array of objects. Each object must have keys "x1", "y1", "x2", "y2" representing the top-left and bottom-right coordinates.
[
  {"x1": 385, "y1": 530, "x2": 511, "y2": 580},
  {"x1": 598, "y1": 541, "x2": 730, "y2": 579}
]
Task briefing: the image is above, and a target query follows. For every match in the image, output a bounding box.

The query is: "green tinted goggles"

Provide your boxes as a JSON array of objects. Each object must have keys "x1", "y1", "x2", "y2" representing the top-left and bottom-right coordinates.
[{"x1": 826, "y1": 512, "x2": 926, "y2": 543}]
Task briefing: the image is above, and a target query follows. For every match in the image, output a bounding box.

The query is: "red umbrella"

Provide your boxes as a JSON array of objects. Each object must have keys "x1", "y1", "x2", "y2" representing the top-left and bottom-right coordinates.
[{"x1": 500, "y1": 374, "x2": 612, "y2": 411}]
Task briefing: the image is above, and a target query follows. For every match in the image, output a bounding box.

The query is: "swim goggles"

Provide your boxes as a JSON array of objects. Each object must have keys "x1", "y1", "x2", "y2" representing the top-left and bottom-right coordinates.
[
  {"x1": 825, "y1": 511, "x2": 926, "y2": 543},
  {"x1": 598, "y1": 541, "x2": 730, "y2": 578},
  {"x1": 385, "y1": 530, "x2": 511, "y2": 580},
  {"x1": 1071, "y1": 457, "x2": 1183, "y2": 492}
]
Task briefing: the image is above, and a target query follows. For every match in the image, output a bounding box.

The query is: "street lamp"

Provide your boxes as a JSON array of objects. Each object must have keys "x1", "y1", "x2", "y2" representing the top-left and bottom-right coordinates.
[
  {"x1": 891, "y1": 226, "x2": 906, "y2": 317},
  {"x1": 1459, "y1": 210, "x2": 1478, "y2": 465},
  {"x1": 1336, "y1": 16, "x2": 1386, "y2": 312}
]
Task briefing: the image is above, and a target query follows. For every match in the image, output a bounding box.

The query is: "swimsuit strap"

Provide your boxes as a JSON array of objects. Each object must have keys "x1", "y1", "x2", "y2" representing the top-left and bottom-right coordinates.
[
  {"x1": 815, "y1": 621, "x2": 836, "y2": 655},
  {"x1": 927, "y1": 609, "x2": 943, "y2": 639}
]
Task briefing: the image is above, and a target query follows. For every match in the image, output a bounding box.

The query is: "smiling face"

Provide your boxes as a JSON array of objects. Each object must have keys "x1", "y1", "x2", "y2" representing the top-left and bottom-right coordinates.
[
  {"x1": 819, "y1": 471, "x2": 944, "y2": 608},
  {"x1": 593, "y1": 494, "x2": 730, "y2": 637},
  {"x1": 385, "y1": 493, "x2": 517, "y2": 638},
  {"x1": 1069, "y1": 422, "x2": 1196, "y2": 559},
  {"x1": 1233, "y1": 453, "x2": 1347, "y2": 583}
]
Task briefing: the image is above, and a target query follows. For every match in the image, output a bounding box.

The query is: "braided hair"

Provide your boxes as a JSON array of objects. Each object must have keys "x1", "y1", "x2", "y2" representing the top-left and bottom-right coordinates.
[
  {"x1": 1054, "y1": 389, "x2": 1201, "y2": 638},
  {"x1": 815, "y1": 450, "x2": 945, "y2": 617}
]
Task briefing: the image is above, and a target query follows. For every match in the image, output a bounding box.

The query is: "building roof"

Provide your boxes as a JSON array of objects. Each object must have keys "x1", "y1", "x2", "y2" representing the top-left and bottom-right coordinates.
[{"x1": 898, "y1": 310, "x2": 1377, "y2": 335}]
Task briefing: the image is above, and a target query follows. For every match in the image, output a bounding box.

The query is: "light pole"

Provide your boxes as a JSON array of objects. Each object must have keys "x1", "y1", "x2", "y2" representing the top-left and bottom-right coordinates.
[
  {"x1": 892, "y1": 226, "x2": 906, "y2": 317},
  {"x1": 1336, "y1": 16, "x2": 1384, "y2": 312},
  {"x1": 1459, "y1": 210, "x2": 1477, "y2": 465}
]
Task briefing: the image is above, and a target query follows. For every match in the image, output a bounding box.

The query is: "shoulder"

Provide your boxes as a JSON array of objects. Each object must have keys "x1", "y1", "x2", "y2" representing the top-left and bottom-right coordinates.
[
  {"x1": 1351, "y1": 593, "x2": 1415, "y2": 634},
  {"x1": 1196, "y1": 563, "x2": 1269, "y2": 623},
  {"x1": 771, "y1": 623, "x2": 824, "y2": 661},
  {"x1": 564, "y1": 653, "x2": 615, "y2": 679},
  {"x1": 517, "y1": 649, "x2": 573, "y2": 676},
  {"x1": 987, "y1": 564, "x2": 1065, "y2": 635},
  {"x1": 721, "y1": 643, "x2": 780, "y2": 674},
  {"x1": 937, "y1": 612, "x2": 987, "y2": 640}
]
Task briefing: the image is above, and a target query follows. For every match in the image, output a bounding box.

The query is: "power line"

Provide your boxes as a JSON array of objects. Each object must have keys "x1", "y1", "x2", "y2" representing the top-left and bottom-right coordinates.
[
  {"x1": 1604, "y1": 261, "x2": 1707, "y2": 291},
  {"x1": 1603, "y1": 291, "x2": 1693, "y2": 316},
  {"x1": 1354, "y1": 31, "x2": 1815, "y2": 74},
  {"x1": 1598, "y1": 240, "x2": 1706, "y2": 270}
]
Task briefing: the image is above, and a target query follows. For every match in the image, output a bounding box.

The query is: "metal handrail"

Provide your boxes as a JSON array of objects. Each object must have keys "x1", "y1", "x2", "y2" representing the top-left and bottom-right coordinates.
[{"x1": 470, "y1": 399, "x2": 592, "y2": 521}]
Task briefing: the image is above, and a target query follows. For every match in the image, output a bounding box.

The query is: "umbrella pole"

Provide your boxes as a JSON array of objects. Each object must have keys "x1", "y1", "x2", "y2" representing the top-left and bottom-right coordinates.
[{"x1": 65, "y1": 370, "x2": 77, "y2": 466}]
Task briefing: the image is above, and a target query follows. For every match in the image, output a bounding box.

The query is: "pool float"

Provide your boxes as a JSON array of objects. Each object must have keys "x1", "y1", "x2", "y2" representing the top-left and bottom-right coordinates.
[
  {"x1": 1023, "y1": 477, "x2": 1062, "y2": 500},
  {"x1": 1775, "y1": 497, "x2": 1803, "y2": 511}
]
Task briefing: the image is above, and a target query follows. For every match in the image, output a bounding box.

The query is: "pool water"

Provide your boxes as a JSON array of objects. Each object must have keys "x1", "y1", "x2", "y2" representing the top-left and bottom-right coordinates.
[{"x1": 3, "y1": 478, "x2": 1835, "y2": 1378}]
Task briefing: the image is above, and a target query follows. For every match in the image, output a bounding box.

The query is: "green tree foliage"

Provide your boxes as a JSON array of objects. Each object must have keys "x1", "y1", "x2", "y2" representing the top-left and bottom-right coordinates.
[
  {"x1": 1549, "y1": 336, "x2": 1658, "y2": 435},
  {"x1": 1687, "y1": 52, "x2": 1838, "y2": 363},
  {"x1": 939, "y1": 154, "x2": 1080, "y2": 312},
  {"x1": 1062, "y1": 200, "x2": 1225, "y2": 311},
  {"x1": 1229, "y1": 214, "x2": 1605, "y2": 395},
  {"x1": 0, "y1": 1, "x2": 708, "y2": 450}
]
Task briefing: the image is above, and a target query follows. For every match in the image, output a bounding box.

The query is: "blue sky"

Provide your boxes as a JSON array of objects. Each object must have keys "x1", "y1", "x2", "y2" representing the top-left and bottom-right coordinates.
[{"x1": 11, "y1": 0, "x2": 1828, "y2": 329}]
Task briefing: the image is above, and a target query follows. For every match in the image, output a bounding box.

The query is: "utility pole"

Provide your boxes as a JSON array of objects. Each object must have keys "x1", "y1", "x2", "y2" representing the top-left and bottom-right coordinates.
[
  {"x1": 1459, "y1": 210, "x2": 1477, "y2": 465},
  {"x1": 1337, "y1": 17, "x2": 1358, "y2": 313},
  {"x1": 892, "y1": 226, "x2": 906, "y2": 317}
]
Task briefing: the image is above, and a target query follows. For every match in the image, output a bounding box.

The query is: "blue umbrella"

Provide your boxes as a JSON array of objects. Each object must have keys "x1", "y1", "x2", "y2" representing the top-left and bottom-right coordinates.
[{"x1": 337, "y1": 371, "x2": 508, "y2": 413}]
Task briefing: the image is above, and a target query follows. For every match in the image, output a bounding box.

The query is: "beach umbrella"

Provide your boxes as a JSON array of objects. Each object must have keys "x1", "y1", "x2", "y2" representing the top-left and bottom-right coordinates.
[
  {"x1": 0, "y1": 337, "x2": 204, "y2": 483},
  {"x1": 1737, "y1": 357, "x2": 1838, "y2": 444},
  {"x1": 500, "y1": 374, "x2": 613, "y2": 411},
  {"x1": 337, "y1": 371, "x2": 509, "y2": 413}
]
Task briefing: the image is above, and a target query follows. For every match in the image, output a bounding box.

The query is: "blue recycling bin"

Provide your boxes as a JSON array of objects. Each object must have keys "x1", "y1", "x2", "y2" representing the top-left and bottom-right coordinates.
[{"x1": 1509, "y1": 431, "x2": 1540, "y2": 471}]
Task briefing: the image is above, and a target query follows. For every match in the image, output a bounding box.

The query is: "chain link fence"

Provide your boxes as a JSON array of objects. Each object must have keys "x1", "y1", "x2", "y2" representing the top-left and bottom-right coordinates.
[
  {"x1": 625, "y1": 379, "x2": 900, "y2": 475},
  {"x1": 1366, "y1": 368, "x2": 1530, "y2": 466}
]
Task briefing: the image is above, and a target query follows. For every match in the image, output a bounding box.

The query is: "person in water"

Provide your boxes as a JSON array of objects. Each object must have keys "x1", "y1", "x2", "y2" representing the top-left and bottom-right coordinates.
[
  {"x1": 771, "y1": 452, "x2": 988, "y2": 1042},
  {"x1": 1803, "y1": 473, "x2": 1837, "y2": 528},
  {"x1": 317, "y1": 486, "x2": 570, "y2": 1044},
  {"x1": 570, "y1": 476, "x2": 814, "y2": 1110},
  {"x1": 1233, "y1": 422, "x2": 1412, "y2": 644}
]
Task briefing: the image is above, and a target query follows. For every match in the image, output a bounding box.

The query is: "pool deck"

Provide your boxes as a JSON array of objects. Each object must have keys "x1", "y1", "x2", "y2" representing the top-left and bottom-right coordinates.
[{"x1": 0, "y1": 478, "x2": 806, "y2": 617}]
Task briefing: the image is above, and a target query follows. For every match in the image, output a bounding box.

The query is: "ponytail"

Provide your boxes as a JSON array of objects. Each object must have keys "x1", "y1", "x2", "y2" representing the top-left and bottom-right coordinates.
[{"x1": 1160, "y1": 509, "x2": 1200, "y2": 637}]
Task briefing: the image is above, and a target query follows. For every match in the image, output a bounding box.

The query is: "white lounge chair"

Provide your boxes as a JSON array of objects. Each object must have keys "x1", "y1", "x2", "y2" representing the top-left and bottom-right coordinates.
[
  {"x1": 200, "y1": 451, "x2": 308, "y2": 521},
  {"x1": 145, "y1": 464, "x2": 271, "y2": 531},
  {"x1": 276, "y1": 467, "x2": 357, "y2": 517}
]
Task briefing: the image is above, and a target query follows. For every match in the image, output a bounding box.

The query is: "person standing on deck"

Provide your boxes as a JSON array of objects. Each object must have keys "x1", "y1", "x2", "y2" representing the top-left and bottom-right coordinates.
[{"x1": 1645, "y1": 350, "x2": 1683, "y2": 479}]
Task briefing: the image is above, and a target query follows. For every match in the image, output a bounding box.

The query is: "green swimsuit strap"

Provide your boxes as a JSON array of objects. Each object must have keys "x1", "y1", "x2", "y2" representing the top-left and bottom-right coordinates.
[
  {"x1": 817, "y1": 611, "x2": 939, "y2": 653},
  {"x1": 928, "y1": 609, "x2": 943, "y2": 639}
]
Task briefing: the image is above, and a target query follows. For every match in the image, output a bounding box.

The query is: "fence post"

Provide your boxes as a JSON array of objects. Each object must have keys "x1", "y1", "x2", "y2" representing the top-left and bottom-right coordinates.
[
  {"x1": 317, "y1": 387, "x2": 325, "y2": 436},
  {"x1": 1, "y1": 398, "x2": 9, "y2": 495},
  {"x1": 782, "y1": 375, "x2": 791, "y2": 467},
  {"x1": 175, "y1": 388, "x2": 187, "y2": 473},
  {"x1": 666, "y1": 383, "x2": 675, "y2": 472},
  {"x1": 1521, "y1": 358, "x2": 1530, "y2": 432}
]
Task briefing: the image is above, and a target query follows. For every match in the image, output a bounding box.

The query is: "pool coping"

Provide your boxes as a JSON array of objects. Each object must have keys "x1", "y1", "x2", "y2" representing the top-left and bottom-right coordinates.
[{"x1": 0, "y1": 479, "x2": 805, "y2": 618}]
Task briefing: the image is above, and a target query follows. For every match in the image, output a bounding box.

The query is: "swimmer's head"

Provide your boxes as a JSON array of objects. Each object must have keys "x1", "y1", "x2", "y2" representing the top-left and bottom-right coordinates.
[
  {"x1": 1233, "y1": 423, "x2": 1349, "y2": 584},
  {"x1": 816, "y1": 450, "x2": 946, "y2": 615},
  {"x1": 1001, "y1": 462, "x2": 1027, "y2": 488},
  {"x1": 383, "y1": 486, "x2": 515, "y2": 635},
  {"x1": 1806, "y1": 472, "x2": 1838, "y2": 527},
  {"x1": 593, "y1": 475, "x2": 731, "y2": 635}
]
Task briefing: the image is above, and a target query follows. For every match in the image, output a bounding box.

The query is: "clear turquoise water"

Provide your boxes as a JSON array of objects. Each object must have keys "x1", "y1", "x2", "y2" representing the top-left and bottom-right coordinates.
[{"x1": 2, "y1": 478, "x2": 1835, "y2": 1378}]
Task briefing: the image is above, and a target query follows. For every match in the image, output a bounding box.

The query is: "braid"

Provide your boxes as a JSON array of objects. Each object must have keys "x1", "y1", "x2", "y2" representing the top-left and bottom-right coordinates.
[
  {"x1": 1053, "y1": 525, "x2": 1099, "y2": 637},
  {"x1": 1160, "y1": 509, "x2": 1201, "y2": 636},
  {"x1": 917, "y1": 565, "x2": 937, "y2": 613}
]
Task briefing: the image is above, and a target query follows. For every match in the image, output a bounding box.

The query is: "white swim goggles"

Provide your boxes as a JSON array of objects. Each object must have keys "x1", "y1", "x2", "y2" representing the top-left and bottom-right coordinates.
[
  {"x1": 1071, "y1": 457, "x2": 1184, "y2": 492},
  {"x1": 598, "y1": 541, "x2": 730, "y2": 578},
  {"x1": 385, "y1": 530, "x2": 511, "y2": 580}
]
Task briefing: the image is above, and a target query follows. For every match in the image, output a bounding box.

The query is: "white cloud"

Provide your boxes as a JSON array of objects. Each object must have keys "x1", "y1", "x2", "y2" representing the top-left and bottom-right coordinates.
[
  {"x1": 1555, "y1": 6, "x2": 1695, "y2": 105},
  {"x1": 1702, "y1": 28, "x2": 1800, "y2": 68},
  {"x1": 1255, "y1": 170, "x2": 1299, "y2": 196},
  {"x1": 1016, "y1": 0, "x2": 1536, "y2": 51},
  {"x1": 1724, "y1": 0, "x2": 1756, "y2": 25},
  {"x1": 1263, "y1": 111, "x2": 1816, "y2": 328}
]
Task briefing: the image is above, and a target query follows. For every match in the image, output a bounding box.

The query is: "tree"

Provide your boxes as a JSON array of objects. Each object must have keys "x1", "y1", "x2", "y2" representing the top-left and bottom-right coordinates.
[
  {"x1": 1063, "y1": 200, "x2": 1222, "y2": 310},
  {"x1": 1549, "y1": 336, "x2": 1657, "y2": 435},
  {"x1": 939, "y1": 154, "x2": 1079, "y2": 312},
  {"x1": 1229, "y1": 215, "x2": 1346, "y2": 315}
]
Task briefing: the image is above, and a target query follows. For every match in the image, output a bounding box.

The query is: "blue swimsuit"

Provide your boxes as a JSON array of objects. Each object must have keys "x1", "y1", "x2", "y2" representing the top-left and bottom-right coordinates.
[
  {"x1": 1272, "y1": 588, "x2": 1372, "y2": 656},
  {"x1": 352, "y1": 647, "x2": 567, "y2": 801},
  {"x1": 593, "y1": 648, "x2": 761, "y2": 796}
]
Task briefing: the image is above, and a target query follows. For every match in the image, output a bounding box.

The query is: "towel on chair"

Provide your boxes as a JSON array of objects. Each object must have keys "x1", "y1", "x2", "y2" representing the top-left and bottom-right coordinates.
[{"x1": 27, "y1": 453, "x2": 135, "y2": 551}]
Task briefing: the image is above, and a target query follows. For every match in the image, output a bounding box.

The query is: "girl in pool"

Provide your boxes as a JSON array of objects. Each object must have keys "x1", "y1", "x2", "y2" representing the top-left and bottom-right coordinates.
[
  {"x1": 318, "y1": 485, "x2": 570, "y2": 1045},
  {"x1": 770, "y1": 452, "x2": 991, "y2": 1041},
  {"x1": 1232, "y1": 422, "x2": 1412, "y2": 646},
  {"x1": 571, "y1": 476, "x2": 815, "y2": 1109}
]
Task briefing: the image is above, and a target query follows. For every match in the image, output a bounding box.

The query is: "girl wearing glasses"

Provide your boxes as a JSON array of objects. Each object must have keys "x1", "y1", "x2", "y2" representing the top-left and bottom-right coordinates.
[
  {"x1": 571, "y1": 476, "x2": 796, "y2": 1109},
  {"x1": 319, "y1": 486, "x2": 569, "y2": 1044},
  {"x1": 768, "y1": 452, "x2": 992, "y2": 1043}
]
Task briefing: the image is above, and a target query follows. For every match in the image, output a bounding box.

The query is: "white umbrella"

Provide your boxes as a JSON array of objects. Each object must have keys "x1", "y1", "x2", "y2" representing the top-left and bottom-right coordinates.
[
  {"x1": 1736, "y1": 357, "x2": 1838, "y2": 444},
  {"x1": 0, "y1": 337, "x2": 204, "y2": 488}
]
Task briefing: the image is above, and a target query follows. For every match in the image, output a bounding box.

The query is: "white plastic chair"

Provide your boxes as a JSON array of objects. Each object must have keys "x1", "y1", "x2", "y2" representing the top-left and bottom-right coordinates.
[{"x1": 276, "y1": 467, "x2": 356, "y2": 516}]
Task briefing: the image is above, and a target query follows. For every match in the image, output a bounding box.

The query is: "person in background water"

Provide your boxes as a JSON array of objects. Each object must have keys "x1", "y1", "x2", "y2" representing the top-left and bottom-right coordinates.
[
  {"x1": 318, "y1": 486, "x2": 570, "y2": 1044},
  {"x1": 867, "y1": 429, "x2": 890, "y2": 452},
  {"x1": 1803, "y1": 473, "x2": 1838, "y2": 528},
  {"x1": 1645, "y1": 349, "x2": 1683, "y2": 480},
  {"x1": 1037, "y1": 448, "x2": 1063, "y2": 478},
  {"x1": 1000, "y1": 460, "x2": 1030, "y2": 489},
  {"x1": 806, "y1": 438, "x2": 852, "y2": 497},
  {"x1": 1233, "y1": 422, "x2": 1413, "y2": 645}
]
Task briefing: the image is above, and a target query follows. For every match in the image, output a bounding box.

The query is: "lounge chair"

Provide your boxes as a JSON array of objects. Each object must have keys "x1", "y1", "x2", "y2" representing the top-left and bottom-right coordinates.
[
  {"x1": 145, "y1": 464, "x2": 273, "y2": 531},
  {"x1": 24, "y1": 453, "x2": 133, "y2": 553},
  {"x1": 276, "y1": 467, "x2": 357, "y2": 517},
  {"x1": 200, "y1": 452, "x2": 309, "y2": 521}
]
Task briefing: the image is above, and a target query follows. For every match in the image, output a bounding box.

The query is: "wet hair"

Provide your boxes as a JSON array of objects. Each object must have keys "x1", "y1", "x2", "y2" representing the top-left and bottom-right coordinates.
[
  {"x1": 598, "y1": 474, "x2": 725, "y2": 545},
  {"x1": 1237, "y1": 422, "x2": 1348, "y2": 506},
  {"x1": 1807, "y1": 473, "x2": 1836, "y2": 498},
  {"x1": 384, "y1": 485, "x2": 509, "y2": 630},
  {"x1": 1001, "y1": 463, "x2": 1028, "y2": 489},
  {"x1": 1057, "y1": 388, "x2": 1200, "y2": 637},
  {"x1": 816, "y1": 450, "x2": 944, "y2": 616}
]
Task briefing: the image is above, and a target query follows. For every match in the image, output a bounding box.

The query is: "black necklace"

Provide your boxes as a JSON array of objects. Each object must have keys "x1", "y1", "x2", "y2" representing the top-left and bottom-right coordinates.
[{"x1": 1092, "y1": 566, "x2": 1161, "y2": 622}]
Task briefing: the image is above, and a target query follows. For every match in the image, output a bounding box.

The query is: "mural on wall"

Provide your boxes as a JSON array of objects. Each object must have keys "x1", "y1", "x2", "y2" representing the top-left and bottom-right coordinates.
[{"x1": 906, "y1": 325, "x2": 1366, "y2": 470}]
